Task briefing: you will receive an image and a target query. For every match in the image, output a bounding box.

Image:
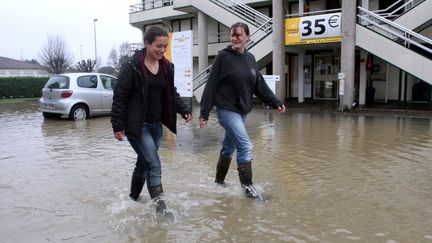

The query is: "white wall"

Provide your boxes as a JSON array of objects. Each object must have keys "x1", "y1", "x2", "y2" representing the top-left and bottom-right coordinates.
[
  {"x1": 419, "y1": 25, "x2": 432, "y2": 39},
  {"x1": 387, "y1": 64, "x2": 400, "y2": 100},
  {"x1": 208, "y1": 18, "x2": 219, "y2": 43},
  {"x1": 369, "y1": 0, "x2": 379, "y2": 11},
  {"x1": 0, "y1": 69, "x2": 49, "y2": 78}
]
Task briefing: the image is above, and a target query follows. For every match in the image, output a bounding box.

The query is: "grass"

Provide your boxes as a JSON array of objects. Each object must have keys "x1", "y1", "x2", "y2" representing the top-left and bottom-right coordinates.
[{"x1": 0, "y1": 97, "x2": 39, "y2": 104}]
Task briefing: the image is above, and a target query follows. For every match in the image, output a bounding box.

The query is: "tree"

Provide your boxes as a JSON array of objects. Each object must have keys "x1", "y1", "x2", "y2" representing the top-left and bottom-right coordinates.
[
  {"x1": 25, "y1": 59, "x2": 40, "y2": 65},
  {"x1": 107, "y1": 42, "x2": 133, "y2": 71},
  {"x1": 107, "y1": 47, "x2": 118, "y2": 68},
  {"x1": 119, "y1": 42, "x2": 131, "y2": 57},
  {"x1": 76, "y1": 59, "x2": 96, "y2": 72},
  {"x1": 118, "y1": 42, "x2": 131, "y2": 69},
  {"x1": 98, "y1": 66, "x2": 117, "y2": 76},
  {"x1": 39, "y1": 35, "x2": 73, "y2": 74}
]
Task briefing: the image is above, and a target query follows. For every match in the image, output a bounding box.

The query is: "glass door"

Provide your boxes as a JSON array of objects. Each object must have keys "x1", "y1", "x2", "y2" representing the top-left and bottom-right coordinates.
[{"x1": 313, "y1": 54, "x2": 340, "y2": 100}]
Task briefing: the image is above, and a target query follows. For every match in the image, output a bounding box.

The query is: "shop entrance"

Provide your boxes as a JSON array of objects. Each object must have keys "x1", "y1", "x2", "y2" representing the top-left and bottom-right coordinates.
[{"x1": 313, "y1": 54, "x2": 340, "y2": 100}]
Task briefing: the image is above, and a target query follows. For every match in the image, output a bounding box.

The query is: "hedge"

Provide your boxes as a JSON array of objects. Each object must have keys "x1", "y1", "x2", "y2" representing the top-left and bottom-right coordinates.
[{"x1": 0, "y1": 77, "x2": 49, "y2": 98}]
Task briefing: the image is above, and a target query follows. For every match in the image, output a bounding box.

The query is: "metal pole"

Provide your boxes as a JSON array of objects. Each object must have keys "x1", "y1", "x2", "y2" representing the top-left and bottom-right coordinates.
[{"x1": 93, "y1": 19, "x2": 98, "y2": 61}]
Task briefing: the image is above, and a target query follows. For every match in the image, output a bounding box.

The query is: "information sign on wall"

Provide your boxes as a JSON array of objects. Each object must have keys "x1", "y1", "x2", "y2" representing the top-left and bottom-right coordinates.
[
  {"x1": 285, "y1": 13, "x2": 342, "y2": 45},
  {"x1": 164, "y1": 30, "x2": 193, "y2": 97},
  {"x1": 263, "y1": 75, "x2": 280, "y2": 94}
]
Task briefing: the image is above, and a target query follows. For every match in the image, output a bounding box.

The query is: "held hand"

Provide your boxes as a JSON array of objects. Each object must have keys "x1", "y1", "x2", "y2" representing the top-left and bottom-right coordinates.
[
  {"x1": 277, "y1": 104, "x2": 286, "y2": 113},
  {"x1": 199, "y1": 118, "x2": 207, "y2": 128},
  {"x1": 183, "y1": 113, "x2": 192, "y2": 123},
  {"x1": 114, "y1": 131, "x2": 125, "y2": 141}
]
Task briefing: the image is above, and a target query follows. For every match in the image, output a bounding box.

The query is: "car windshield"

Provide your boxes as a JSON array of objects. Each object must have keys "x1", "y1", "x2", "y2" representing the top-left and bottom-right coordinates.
[{"x1": 45, "y1": 76, "x2": 69, "y2": 89}]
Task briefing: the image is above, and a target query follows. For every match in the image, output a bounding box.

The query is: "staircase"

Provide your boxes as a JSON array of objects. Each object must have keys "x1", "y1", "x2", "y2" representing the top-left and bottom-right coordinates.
[
  {"x1": 357, "y1": 6, "x2": 432, "y2": 84},
  {"x1": 188, "y1": 0, "x2": 432, "y2": 101},
  {"x1": 392, "y1": 0, "x2": 431, "y2": 31},
  {"x1": 372, "y1": 0, "x2": 431, "y2": 31},
  {"x1": 185, "y1": 0, "x2": 273, "y2": 102}
]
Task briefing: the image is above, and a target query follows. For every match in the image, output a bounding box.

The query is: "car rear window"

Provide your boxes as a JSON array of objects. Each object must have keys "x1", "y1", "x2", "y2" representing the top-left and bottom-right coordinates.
[
  {"x1": 77, "y1": 75, "x2": 98, "y2": 88},
  {"x1": 45, "y1": 76, "x2": 69, "y2": 89}
]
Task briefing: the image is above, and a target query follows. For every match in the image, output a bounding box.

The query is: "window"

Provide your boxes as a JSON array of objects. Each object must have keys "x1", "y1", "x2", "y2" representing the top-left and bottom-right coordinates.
[
  {"x1": 46, "y1": 76, "x2": 69, "y2": 89},
  {"x1": 77, "y1": 75, "x2": 98, "y2": 88},
  {"x1": 313, "y1": 54, "x2": 339, "y2": 100},
  {"x1": 101, "y1": 75, "x2": 118, "y2": 90}
]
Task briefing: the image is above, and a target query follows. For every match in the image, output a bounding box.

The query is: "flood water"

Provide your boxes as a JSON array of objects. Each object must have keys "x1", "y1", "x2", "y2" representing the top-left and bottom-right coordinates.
[{"x1": 1, "y1": 100, "x2": 432, "y2": 242}]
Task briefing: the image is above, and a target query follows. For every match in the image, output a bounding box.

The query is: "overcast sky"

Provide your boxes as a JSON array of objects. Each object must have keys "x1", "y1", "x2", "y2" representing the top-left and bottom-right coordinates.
[{"x1": 0, "y1": 0, "x2": 142, "y2": 65}]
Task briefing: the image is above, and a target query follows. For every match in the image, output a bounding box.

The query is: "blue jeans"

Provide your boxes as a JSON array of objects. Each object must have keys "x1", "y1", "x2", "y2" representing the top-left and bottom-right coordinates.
[
  {"x1": 216, "y1": 108, "x2": 253, "y2": 164},
  {"x1": 128, "y1": 122, "x2": 163, "y2": 188}
]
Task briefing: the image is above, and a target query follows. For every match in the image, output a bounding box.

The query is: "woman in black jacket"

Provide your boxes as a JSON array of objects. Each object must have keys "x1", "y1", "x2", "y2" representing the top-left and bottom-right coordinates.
[
  {"x1": 111, "y1": 26, "x2": 191, "y2": 214},
  {"x1": 199, "y1": 22, "x2": 285, "y2": 199}
]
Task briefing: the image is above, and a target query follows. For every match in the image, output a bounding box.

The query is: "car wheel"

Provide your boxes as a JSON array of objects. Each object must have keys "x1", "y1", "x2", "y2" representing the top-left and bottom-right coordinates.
[
  {"x1": 42, "y1": 112, "x2": 61, "y2": 119},
  {"x1": 69, "y1": 105, "x2": 89, "y2": 120}
]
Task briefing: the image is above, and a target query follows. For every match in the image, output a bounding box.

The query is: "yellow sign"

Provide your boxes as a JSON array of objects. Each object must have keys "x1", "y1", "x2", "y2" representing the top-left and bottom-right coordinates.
[{"x1": 285, "y1": 13, "x2": 342, "y2": 45}]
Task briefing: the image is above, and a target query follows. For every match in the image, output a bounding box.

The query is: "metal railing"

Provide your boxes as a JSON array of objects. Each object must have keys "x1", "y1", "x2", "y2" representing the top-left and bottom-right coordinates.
[
  {"x1": 372, "y1": 0, "x2": 414, "y2": 19},
  {"x1": 129, "y1": 0, "x2": 173, "y2": 13},
  {"x1": 192, "y1": 0, "x2": 273, "y2": 91},
  {"x1": 209, "y1": 0, "x2": 271, "y2": 29},
  {"x1": 246, "y1": 18, "x2": 273, "y2": 49},
  {"x1": 130, "y1": 31, "x2": 233, "y2": 51},
  {"x1": 286, "y1": 8, "x2": 341, "y2": 18},
  {"x1": 357, "y1": 6, "x2": 432, "y2": 56},
  {"x1": 193, "y1": 65, "x2": 212, "y2": 92},
  {"x1": 193, "y1": 18, "x2": 273, "y2": 91},
  {"x1": 129, "y1": 43, "x2": 144, "y2": 55},
  {"x1": 193, "y1": 32, "x2": 231, "y2": 45}
]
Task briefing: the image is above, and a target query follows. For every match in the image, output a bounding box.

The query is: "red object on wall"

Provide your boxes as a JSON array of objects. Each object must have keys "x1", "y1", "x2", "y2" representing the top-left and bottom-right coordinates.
[{"x1": 366, "y1": 56, "x2": 373, "y2": 69}]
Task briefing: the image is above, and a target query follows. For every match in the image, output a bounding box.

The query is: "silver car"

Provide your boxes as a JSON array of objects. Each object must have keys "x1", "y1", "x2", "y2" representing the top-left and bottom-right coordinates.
[{"x1": 39, "y1": 73, "x2": 117, "y2": 120}]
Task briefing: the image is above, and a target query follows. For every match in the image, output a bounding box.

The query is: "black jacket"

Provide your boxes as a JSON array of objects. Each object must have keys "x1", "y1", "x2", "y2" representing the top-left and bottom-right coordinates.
[
  {"x1": 111, "y1": 49, "x2": 190, "y2": 139},
  {"x1": 200, "y1": 46, "x2": 282, "y2": 120}
]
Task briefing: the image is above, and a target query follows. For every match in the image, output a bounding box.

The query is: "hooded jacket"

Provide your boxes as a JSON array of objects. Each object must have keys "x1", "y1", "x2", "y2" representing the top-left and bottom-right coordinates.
[
  {"x1": 200, "y1": 46, "x2": 282, "y2": 120},
  {"x1": 111, "y1": 49, "x2": 190, "y2": 140}
]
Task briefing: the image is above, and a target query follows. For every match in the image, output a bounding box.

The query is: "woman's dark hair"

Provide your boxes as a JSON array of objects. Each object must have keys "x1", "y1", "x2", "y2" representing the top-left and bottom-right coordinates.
[
  {"x1": 144, "y1": 26, "x2": 169, "y2": 44},
  {"x1": 230, "y1": 22, "x2": 250, "y2": 36}
]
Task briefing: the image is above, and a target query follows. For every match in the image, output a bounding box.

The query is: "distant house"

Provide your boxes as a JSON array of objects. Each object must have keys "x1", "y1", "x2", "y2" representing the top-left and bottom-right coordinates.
[{"x1": 0, "y1": 56, "x2": 49, "y2": 77}]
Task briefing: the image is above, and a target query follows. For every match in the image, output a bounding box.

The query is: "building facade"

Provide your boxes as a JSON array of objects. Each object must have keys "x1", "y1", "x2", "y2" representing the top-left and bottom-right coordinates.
[
  {"x1": 128, "y1": 0, "x2": 432, "y2": 109},
  {"x1": 0, "y1": 56, "x2": 49, "y2": 78}
]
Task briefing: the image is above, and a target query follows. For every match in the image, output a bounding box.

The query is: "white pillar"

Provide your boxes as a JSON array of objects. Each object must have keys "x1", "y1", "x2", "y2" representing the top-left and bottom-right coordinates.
[
  {"x1": 272, "y1": 0, "x2": 286, "y2": 102},
  {"x1": 299, "y1": 0, "x2": 304, "y2": 13},
  {"x1": 297, "y1": 0, "x2": 305, "y2": 103},
  {"x1": 341, "y1": 0, "x2": 357, "y2": 110},
  {"x1": 361, "y1": 0, "x2": 368, "y2": 9},
  {"x1": 359, "y1": 51, "x2": 367, "y2": 105},
  {"x1": 198, "y1": 11, "x2": 208, "y2": 72}
]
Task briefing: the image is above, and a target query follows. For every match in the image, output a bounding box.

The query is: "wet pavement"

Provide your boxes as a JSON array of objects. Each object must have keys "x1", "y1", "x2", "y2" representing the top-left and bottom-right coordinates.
[
  {"x1": 283, "y1": 99, "x2": 432, "y2": 119},
  {"x1": 1, "y1": 100, "x2": 432, "y2": 242}
]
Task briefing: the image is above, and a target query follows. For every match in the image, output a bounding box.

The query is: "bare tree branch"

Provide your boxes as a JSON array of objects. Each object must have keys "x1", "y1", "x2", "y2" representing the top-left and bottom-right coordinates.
[
  {"x1": 76, "y1": 59, "x2": 96, "y2": 72},
  {"x1": 119, "y1": 42, "x2": 131, "y2": 57},
  {"x1": 39, "y1": 35, "x2": 73, "y2": 74},
  {"x1": 106, "y1": 42, "x2": 133, "y2": 71},
  {"x1": 107, "y1": 47, "x2": 118, "y2": 68}
]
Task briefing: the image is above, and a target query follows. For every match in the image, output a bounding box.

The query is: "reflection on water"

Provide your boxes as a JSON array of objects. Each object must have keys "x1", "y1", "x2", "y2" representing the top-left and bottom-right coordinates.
[{"x1": 1, "y1": 101, "x2": 432, "y2": 242}]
